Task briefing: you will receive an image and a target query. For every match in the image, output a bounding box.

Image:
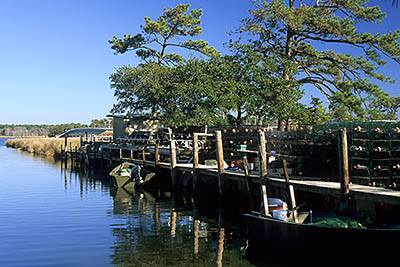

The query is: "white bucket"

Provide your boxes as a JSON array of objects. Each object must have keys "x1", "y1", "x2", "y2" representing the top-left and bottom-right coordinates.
[{"x1": 248, "y1": 163, "x2": 254, "y2": 170}]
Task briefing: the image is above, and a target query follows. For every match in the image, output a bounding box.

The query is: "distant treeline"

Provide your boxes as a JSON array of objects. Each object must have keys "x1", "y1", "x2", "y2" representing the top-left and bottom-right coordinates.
[{"x1": 0, "y1": 118, "x2": 112, "y2": 137}]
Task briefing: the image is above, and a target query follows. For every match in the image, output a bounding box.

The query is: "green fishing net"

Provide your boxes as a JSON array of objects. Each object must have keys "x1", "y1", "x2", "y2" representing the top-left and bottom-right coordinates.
[{"x1": 312, "y1": 215, "x2": 366, "y2": 229}]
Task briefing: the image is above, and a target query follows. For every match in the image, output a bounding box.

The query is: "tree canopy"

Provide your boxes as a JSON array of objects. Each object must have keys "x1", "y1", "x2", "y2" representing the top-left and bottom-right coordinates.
[
  {"x1": 109, "y1": 1, "x2": 400, "y2": 128},
  {"x1": 240, "y1": 0, "x2": 400, "y2": 120},
  {"x1": 109, "y1": 4, "x2": 218, "y2": 116}
]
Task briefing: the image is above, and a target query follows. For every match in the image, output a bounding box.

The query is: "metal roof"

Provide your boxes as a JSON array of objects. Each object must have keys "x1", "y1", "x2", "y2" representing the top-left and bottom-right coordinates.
[{"x1": 106, "y1": 114, "x2": 159, "y2": 120}]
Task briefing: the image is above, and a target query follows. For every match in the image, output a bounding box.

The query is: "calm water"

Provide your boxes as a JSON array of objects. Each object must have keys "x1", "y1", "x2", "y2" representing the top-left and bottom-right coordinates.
[{"x1": 0, "y1": 138, "x2": 254, "y2": 267}]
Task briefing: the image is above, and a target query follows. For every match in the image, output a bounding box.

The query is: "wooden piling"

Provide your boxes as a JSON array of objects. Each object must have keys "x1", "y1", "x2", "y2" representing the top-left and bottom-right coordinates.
[
  {"x1": 258, "y1": 131, "x2": 267, "y2": 176},
  {"x1": 142, "y1": 149, "x2": 146, "y2": 167},
  {"x1": 154, "y1": 142, "x2": 159, "y2": 173},
  {"x1": 100, "y1": 146, "x2": 103, "y2": 169},
  {"x1": 215, "y1": 131, "x2": 225, "y2": 197},
  {"x1": 170, "y1": 139, "x2": 177, "y2": 188},
  {"x1": 243, "y1": 156, "x2": 254, "y2": 210},
  {"x1": 258, "y1": 131, "x2": 269, "y2": 215},
  {"x1": 64, "y1": 136, "x2": 67, "y2": 154},
  {"x1": 283, "y1": 159, "x2": 298, "y2": 223},
  {"x1": 119, "y1": 149, "x2": 122, "y2": 160},
  {"x1": 339, "y1": 128, "x2": 350, "y2": 212},
  {"x1": 192, "y1": 133, "x2": 199, "y2": 194}
]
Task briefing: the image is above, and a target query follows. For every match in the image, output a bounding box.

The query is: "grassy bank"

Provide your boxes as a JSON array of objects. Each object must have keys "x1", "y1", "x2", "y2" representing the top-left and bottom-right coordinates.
[{"x1": 6, "y1": 138, "x2": 80, "y2": 157}]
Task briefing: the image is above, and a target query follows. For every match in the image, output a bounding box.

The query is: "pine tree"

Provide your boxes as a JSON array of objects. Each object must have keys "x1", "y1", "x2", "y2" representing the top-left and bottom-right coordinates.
[{"x1": 241, "y1": 0, "x2": 400, "y2": 120}]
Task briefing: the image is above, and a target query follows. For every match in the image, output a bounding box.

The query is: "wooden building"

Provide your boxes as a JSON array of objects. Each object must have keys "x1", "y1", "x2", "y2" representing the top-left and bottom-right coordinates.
[{"x1": 107, "y1": 114, "x2": 160, "y2": 140}]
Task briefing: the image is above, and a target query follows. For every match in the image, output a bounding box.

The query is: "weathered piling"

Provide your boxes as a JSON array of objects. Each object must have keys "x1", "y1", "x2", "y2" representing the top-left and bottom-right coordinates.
[
  {"x1": 154, "y1": 142, "x2": 159, "y2": 173},
  {"x1": 216, "y1": 130, "x2": 225, "y2": 198},
  {"x1": 339, "y1": 128, "x2": 350, "y2": 212},
  {"x1": 192, "y1": 133, "x2": 199, "y2": 194},
  {"x1": 170, "y1": 139, "x2": 177, "y2": 188},
  {"x1": 283, "y1": 159, "x2": 298, "y2": 223},
  {"x1": 258, "y1": 131, "x2": 269, "y2": 215}
]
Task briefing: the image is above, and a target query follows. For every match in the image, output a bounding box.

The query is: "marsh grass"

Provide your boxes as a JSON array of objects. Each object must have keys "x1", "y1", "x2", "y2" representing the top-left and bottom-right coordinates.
[{"x1": 6, "y1": 137, "x2": 81, "y2": 158}]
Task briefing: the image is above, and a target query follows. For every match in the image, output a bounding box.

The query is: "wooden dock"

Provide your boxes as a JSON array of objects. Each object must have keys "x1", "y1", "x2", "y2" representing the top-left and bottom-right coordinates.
[{"x1": 64, "y1": 128, "x2": 400, "y2": 220}]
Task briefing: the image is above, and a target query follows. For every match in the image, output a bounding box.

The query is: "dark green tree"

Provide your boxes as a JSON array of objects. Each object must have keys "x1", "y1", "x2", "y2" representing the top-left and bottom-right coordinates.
[
  {"x1": 229, "y1": 43, "x2": 305, "y2": 127},
  {"x1": 302, "y1": 97, "x2": 331, "y2": 124},
  {"x1": 109, "y1": 3, "x2": 218, "y2": 116},
  {"x1": 240, "y1": 0, "x2": 400, "y2": 120}
]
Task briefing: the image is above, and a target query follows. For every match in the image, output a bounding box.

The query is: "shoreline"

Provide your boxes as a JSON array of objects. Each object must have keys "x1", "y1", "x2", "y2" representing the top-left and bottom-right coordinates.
[
  {"x1": 5, "y1": 137, "x2": 80, "y2": 157},
  {"x1": 0, "y1": 136, "x2": 46, "y2": 138}
]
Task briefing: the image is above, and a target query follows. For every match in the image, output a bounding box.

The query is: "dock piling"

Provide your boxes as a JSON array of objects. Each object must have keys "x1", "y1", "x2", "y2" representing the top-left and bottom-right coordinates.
[
  {"x1": 339, "y1": 128, "x2": 350, "y2": 212},
  {"x1": 258, "y1": 131, "x2": 269, "y2": 215},
  {"x1": 283, "y1": 159, "x2": 298, "y2": 223},
  {"x1": 155, "y1": 142, "x2": 159, "y2": 173},
  {"x1": 192, "y1": 133, "x2": 199, "y2": 194},
  {"x1": 216, "y1": 131, "x2": 225, "y2": 198},
  {"x1": 170, "y1": 139, "x2": 177, "y2": 188}
]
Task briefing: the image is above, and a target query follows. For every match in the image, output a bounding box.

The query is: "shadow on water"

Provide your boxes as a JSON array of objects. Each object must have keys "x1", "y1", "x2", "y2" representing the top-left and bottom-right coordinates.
[
  {"x1": 61, "y1": 161, "x2": 389, "y2": 267},
  {"x1": 60, "y1": 160, "x2": 260, "y2": 267}
]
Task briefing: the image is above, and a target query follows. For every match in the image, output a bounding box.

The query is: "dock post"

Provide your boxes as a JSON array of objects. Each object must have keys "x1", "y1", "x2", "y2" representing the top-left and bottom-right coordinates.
[
  {"x1": 130, "y1": 150, "x2": 134, "y2": 162},
  {"x1": 258, "y1": 131, "x2": 269, "y2": 215},
  {"x1": 283, "y1": 159, "x2": 298, "y2": 223},
  {"x1": 192, "y1": 133, "x2": 199, "y2": 195},
  {"x1": 216, "y1": 131, "x2": 225, "y2": 198},
  {"x1": 243, "y1": 156, "x2": 254, "y2": 210},
  {"x1": 339, "y1": 128, "x2": 350, "y2": 212},
  {"x1": 154, "y1": 142, "x2": 159, "y2": 174},
  {"x1": 64, "y1": 136, "x2": 68, "y2": 157},
  {"x1": 170, "y1": 139, "x2": 177, "y2": 188},
  {"x1": 119, "y1": 149, "x2": 122, "y2": 160},
  {"x1": 100, "y1": 146, "x2": 104, "y2": 170},
  {"x1": 142, "y1": 149, "x2": 146, "y2": 167}
]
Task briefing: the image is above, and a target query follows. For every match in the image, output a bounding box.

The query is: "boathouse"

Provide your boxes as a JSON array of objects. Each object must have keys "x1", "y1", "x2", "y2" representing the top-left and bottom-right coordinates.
[{"x1": 107, "y1": 114, "x2": 160, "y2": 140}]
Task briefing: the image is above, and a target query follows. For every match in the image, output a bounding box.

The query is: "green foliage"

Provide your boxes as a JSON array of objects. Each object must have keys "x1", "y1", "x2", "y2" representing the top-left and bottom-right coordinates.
[
  {"x1": 240, "y1": 0, "x2": 400, "y2": 120},
  {"x1": 228, "y1": 42, "x2": 305, "y2": 126},
  {"x1": 302, "y1": 97, "x2": 331, "y2": 124},
  {"x1": 111, "y1": 59, "x2": 227, "y2": 127},
  {"x1": 109, "y1": 3, "x2": 218, "y2": 65},
  {"x1": 110, "y1": 63, "x2": 172, "y2": 116},
  {"x1": 109, "y1": 3, "x2": 219, "y2": 116},
  {"x1": 89, "y1": 118, "x2": 112, "y2": 128},
  {"x1": 109, "y1": 1, "x2": 400, "y2": 128}
]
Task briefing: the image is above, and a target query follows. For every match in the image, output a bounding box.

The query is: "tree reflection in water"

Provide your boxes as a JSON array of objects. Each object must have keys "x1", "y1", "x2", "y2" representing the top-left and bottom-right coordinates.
[
  {"x1": 108, "y1": 186, "x2": 252, "y2": 266},
  {"x1": 58, "y1": 161, "x2": 255, "y2": 267}
]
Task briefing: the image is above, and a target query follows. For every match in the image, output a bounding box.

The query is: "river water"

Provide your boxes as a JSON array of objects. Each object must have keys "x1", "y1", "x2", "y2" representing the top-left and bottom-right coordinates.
[{"x1": 0, "y1": 138, "x2": 257, "y2": 267}]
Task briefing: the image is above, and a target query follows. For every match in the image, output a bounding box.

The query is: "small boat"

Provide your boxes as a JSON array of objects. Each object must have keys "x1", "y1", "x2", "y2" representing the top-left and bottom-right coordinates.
[
  {"x1": 109, "y1": 162, "x2": 155, "y2": 188},
  {"x1": 243, "y1": 199, "x2": 400, "y2": 259}
]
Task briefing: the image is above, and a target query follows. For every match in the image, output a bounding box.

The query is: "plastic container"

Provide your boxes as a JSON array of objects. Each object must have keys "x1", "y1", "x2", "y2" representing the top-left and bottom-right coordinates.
[{"x1": 272, "y1": 210, "x2": 288, "y2": 221}]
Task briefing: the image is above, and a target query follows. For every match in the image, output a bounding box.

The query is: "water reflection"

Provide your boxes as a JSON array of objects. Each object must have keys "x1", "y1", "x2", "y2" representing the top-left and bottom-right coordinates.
[
  {"x1": 58, "y1": 164, "x2": 252, "y2": 266},
  {"x1": 107, "y1": 186, "x2": 228, "y2": 266},
  {"x1": 3, "y1": 142, "x2": 252, "y2": 266}
]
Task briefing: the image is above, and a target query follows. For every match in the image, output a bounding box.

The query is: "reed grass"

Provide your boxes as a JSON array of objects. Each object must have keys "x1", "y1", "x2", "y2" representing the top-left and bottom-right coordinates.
[{"x1": 6, "y1": 137, "x2": 81, "y2": 157}]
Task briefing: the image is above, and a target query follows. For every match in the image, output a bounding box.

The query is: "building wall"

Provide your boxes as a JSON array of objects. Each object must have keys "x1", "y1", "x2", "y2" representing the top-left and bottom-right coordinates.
[{"x1": 113, "y1": 117, "x2": 160, "y2": 139}]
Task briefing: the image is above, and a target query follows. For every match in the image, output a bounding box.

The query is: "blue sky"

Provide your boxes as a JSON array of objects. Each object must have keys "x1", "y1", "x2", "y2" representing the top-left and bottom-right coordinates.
[{"x1": 0, "y1": 0, "x2": 399, "y2": 124}]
